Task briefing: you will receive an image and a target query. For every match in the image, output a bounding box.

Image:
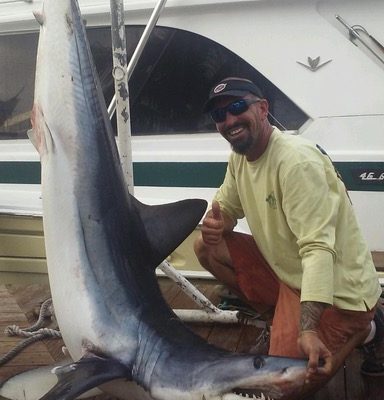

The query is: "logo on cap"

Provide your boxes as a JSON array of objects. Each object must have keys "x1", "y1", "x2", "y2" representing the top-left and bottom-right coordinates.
[{"x1": 213, "y1": 83, "x2": 227, "y2": 94}]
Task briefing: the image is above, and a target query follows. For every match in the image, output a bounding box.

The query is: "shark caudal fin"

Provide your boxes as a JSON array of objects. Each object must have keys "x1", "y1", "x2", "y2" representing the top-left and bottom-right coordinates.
[
  {"x1": 39, "y1": 356, "x2": 129, "y2": 400},
  {"x1": 0, "y1": 359, "x2": 103, "y2": 400},
  {"x1": 132, "y1": 197, "x2": 207, "y2": 269}
]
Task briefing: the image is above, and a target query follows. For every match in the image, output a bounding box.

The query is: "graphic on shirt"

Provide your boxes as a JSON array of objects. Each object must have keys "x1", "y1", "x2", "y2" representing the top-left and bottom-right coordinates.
[{"x1": 266, "y1": 192, "x2": 277, "y2": 209}]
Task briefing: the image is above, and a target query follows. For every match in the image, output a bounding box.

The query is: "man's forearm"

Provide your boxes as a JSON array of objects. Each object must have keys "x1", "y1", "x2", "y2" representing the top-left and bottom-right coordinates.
[{"x1": 300, "y1": 301, "x2": 329, "y2": 332}]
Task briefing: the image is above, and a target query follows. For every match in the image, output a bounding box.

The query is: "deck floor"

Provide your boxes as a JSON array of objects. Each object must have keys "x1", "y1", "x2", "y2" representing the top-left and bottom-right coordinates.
[{"x1": 0, "y1": 279, "x2": 383, "y2": 400}]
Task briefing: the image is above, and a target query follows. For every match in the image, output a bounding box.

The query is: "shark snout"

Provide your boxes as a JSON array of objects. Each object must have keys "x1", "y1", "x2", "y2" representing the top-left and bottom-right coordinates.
[{"x1": 235, "y1": 355, "x2": 308, "y2": 399}]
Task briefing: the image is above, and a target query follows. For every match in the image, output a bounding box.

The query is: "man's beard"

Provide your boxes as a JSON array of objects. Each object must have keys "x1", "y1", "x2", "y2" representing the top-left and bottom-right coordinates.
[{"x1": 230, "y1": 135, "x2": 254, "y2": 155}]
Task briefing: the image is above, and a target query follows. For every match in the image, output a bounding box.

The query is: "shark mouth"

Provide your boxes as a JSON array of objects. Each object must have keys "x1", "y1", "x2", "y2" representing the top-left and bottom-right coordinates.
[{"x1": 217, "y1": 392, "x2": 276, "y2": 400}]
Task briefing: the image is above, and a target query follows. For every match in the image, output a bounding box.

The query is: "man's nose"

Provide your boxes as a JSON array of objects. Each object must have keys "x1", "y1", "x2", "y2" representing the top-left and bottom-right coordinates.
[{"x1": 223, "y1": 111, "x2": 238, "y2": 125}]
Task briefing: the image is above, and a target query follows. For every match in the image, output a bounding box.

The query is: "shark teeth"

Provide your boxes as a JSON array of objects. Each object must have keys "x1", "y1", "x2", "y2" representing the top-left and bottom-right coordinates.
[{"x1": 219, "y1": 392, "x2": 275, "y2": 400}]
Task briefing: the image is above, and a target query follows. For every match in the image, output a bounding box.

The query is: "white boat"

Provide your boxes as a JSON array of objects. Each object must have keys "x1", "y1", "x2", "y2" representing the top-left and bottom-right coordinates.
[{"x1": 0, "y1": 0, "x2": 383, "y2": 282}]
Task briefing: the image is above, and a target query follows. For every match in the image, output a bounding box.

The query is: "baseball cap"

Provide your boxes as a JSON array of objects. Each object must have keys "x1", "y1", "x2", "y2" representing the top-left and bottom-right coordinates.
[{"x1": 203, "y1": 78, "x2": 264, "y2": 112}]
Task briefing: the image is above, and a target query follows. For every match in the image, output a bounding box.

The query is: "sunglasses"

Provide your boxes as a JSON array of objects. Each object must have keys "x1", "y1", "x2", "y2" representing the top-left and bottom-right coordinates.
[{"x1": 210, "y1": 98, "x2": 261, "y2": 123}]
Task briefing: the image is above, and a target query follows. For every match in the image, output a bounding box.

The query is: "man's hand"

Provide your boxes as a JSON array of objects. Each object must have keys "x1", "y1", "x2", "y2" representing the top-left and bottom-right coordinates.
[
  {"x1": 298, "y1": 330, "x2": 332, "y2": 383},
  {"x1": 298, "y1": 300, "x2": 333, "y2": 384},
  {"x1": 201, "y1": 201, "x2": 225, "y2": 245}
]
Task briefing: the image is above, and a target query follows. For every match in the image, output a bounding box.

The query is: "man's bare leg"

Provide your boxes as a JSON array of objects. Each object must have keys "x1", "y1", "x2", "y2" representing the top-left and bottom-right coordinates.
[{"x1": 194, "y1": 233, "x2": 240, "y2": 295}]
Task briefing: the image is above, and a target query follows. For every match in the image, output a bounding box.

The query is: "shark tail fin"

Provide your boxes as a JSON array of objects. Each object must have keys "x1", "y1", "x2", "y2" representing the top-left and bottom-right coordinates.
[
  {"x1": 133, "y1": 197, "x2": 207, "y2": 269},
  {"x1": 40, "y1": 355, "x2": 130, "y2": 400}
]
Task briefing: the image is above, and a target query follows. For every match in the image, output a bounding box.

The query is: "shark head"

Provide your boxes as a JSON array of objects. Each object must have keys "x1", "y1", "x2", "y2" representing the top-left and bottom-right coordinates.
[
  {"x1": 146, "y1": 352, "x2": 307, "y2": 400},
  {"x1": 218, "y1": 355, "x2": 307, "y2": 400}
]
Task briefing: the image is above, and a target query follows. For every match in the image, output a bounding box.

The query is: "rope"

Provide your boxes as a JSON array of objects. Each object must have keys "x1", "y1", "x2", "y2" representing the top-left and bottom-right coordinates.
[
  {"x1": 4, "y1": 326, "x2": 62, "y2": 339},
  {"x1": 0, "y1": 298, "x2": 62, "y2": 366},
  {"x1": 21, "y1": 297, "x2": 55, "y2": 332}
]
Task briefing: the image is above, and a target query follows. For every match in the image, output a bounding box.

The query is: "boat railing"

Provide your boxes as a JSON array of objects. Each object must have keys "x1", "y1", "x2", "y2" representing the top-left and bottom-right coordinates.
[{"x1": 335, "y1": 14, "x2": 384, "y2": 66}]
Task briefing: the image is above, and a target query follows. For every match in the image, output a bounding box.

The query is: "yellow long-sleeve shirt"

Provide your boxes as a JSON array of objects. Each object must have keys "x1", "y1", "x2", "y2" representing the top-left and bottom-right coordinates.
[{"x1": 215, "y1": 128, "x2": 381, "y2": 311}]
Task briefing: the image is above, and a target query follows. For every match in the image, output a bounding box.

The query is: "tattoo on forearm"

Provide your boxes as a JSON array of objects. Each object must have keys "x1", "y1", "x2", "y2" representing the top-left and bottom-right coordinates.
[{"x1": 300, "y1": 301, "x2": 328, "y2": 332}]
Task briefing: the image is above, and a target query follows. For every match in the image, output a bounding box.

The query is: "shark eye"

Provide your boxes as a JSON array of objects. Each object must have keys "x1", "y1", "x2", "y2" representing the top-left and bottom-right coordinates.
[{"x1": 253, "y1": 356, "x2": 265, "y2": 370}]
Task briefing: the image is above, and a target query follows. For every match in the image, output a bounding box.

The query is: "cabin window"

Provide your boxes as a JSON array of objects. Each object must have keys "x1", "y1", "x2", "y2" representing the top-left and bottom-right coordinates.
[
  {"x1": 0, "y1": 32, "x2": 37, "y2": 139},
  {"x1": 0, "y1": 26, "x2": 308, "y2": 140}
]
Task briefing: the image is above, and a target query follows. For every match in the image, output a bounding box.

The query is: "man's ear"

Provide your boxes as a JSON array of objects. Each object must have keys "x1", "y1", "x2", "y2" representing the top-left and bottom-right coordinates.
[{"x1": 258, "y1": 99, "x2": 270, "y2": 120}]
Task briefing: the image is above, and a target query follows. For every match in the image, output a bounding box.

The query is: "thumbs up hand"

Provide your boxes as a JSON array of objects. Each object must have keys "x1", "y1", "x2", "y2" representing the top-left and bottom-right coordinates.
[{"x1": 201, "y1": 201, "x2": 225, "y2": 245}]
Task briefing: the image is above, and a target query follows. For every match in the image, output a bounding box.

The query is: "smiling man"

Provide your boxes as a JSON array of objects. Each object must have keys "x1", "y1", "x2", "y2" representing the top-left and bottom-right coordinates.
[{"x1": 194, "y1": 77, "x2": 384, "y2": 391}]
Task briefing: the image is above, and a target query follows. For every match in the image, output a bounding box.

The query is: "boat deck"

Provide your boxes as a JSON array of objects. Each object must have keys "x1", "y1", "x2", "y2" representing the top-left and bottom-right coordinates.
[{"x1": 0, "y1": 278, "x2": 383, "y2": 400}]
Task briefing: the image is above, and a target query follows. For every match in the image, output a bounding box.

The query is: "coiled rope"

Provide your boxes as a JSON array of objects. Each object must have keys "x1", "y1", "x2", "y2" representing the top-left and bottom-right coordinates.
[{"x1": 0, "y1": 298, "x2": 61, "y2": 366}]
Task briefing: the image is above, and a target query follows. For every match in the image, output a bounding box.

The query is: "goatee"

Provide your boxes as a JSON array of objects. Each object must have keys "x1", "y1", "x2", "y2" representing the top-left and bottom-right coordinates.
[{"x1": 231, "y1": 135, "x2": 254, "y2": 155}]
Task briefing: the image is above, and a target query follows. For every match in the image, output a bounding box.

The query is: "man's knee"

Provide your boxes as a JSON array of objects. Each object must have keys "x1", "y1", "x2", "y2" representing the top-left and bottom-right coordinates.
[
  {"x1": 193, "y1": 234, "x2": 233, "y2": 273},
  {"x1": 193, "y1": 233, "x2": 205, "y2": 260},
  {"x1": 193, "y1": 234, "x2": 213, "y2": 271}
]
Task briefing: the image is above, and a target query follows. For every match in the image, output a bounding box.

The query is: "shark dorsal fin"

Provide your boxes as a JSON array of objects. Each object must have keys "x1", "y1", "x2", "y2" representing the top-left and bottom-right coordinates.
[{"x1": 132, "y1": 197, "x2": 207, "y2": 269}]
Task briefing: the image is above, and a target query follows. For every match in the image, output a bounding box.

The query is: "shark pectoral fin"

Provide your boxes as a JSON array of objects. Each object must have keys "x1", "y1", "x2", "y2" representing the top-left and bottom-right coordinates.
[
  {"x1": 39, "y1": 355, "x2": 131, "y2": 400},
  {"x1": 133, "y1": 197, "x2": 207, "y2": 268},
  {"x1": 29, "y1": 104, "x2": 54, "y2": 156}
]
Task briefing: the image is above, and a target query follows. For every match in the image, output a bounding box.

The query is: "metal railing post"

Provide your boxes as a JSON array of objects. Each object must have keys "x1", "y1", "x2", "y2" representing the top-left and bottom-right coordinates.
[
  {"x1": 110, "y1": 0, "x2": 134, "y2": 193},
  {"x1": 108, "y1": 0, "x2": 168, "y2": 119}
]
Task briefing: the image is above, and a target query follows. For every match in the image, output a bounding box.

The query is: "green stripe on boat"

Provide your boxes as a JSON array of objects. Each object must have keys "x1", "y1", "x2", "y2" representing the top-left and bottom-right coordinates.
[{"x1": 0, "y1": 161, "x2": 383, "y2": 191}]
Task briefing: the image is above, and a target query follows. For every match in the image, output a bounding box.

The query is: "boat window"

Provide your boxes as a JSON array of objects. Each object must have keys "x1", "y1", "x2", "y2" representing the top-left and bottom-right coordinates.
[
  {"x1": 0, "y1": 32, "x2": 37, "y2": 139},
  {"x1": 0, "y1": 26, "x2": 308, "y2": 140}
]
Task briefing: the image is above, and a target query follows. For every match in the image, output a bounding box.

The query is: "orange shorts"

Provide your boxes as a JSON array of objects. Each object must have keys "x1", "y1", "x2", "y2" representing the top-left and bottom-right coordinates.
[{"x1": 226, "y1": 232, "x2": 375, "y2": 358}]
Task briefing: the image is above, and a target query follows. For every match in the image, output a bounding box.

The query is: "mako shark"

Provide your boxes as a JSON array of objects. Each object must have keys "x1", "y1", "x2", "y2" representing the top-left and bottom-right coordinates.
[{"x1": 0, "y1": 0, "x2": 308, "y2": 399}]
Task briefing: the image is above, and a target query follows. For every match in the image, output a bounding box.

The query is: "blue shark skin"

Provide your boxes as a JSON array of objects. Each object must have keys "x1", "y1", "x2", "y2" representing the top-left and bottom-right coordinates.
[{"x1": 20, "y1": 0, "x2": 309, "y2": 399}]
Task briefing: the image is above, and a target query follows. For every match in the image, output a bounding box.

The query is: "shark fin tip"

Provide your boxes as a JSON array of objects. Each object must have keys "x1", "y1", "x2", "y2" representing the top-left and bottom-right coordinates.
[{"x1": 33, "y1": 10, "x2": 45, "y2": 26}]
